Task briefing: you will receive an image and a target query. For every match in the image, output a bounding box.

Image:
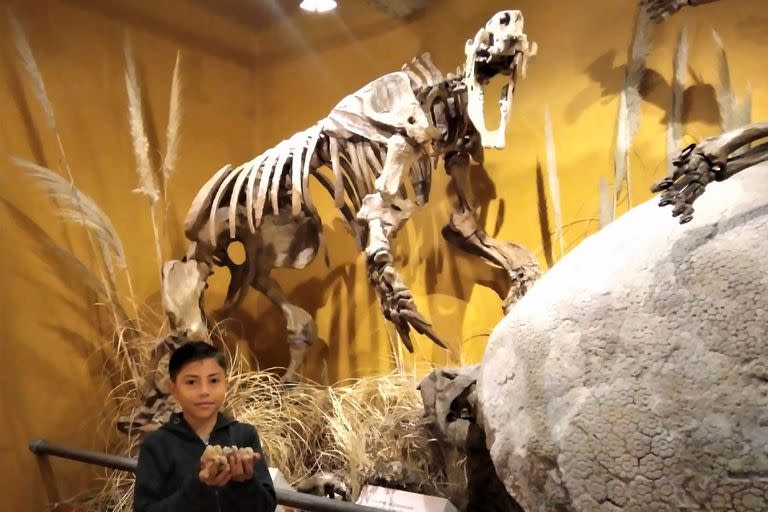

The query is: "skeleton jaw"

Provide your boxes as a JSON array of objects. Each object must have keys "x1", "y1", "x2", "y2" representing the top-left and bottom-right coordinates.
[
  {"x1": 463, "y1": 11, "x2": 536, "y2": 149},
  {"x1": 465, "y1": 80, "x2": 511, "y2": 150}
]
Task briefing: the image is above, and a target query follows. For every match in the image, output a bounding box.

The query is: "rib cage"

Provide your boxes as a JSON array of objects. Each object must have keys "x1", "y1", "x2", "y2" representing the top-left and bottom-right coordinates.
[{"x1": 192, "y1": 53, "x2": 469, "y2": 246}]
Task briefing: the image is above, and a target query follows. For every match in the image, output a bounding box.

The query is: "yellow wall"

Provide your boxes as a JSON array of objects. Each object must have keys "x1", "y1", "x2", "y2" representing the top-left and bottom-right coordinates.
[{"x1": 1, "y1": 0, "x2": 766, "y2": 508}]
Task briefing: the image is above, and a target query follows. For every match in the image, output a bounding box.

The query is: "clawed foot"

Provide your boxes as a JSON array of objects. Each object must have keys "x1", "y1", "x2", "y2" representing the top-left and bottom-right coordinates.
[
  {"x1": 651, "y1": 143, "x2": 725, "y2": 224},
  {"x1": 368, "y1": 251, "x2": 447, "y2": 352}
]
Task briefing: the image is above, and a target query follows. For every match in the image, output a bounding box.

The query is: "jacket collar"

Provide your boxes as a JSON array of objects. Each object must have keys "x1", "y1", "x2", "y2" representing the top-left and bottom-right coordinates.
[{"x1": 163, "y1": 411, "x2": 235, "y2": 440}]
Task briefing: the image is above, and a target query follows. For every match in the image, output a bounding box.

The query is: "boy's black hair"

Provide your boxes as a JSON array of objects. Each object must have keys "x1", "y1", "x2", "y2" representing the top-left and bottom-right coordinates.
[{"x1": 168, "y1": 341, "x2": 228, "y2": 382}]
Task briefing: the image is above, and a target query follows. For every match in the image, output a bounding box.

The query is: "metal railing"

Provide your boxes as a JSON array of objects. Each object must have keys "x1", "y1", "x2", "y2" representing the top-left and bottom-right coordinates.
[{"x1": 29, "y1": 438, "x2": 387, "y2": 512}]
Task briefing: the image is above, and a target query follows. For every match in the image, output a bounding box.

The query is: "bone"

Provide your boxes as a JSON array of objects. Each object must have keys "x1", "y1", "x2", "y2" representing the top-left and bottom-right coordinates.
[
  {"x1": 375, "y1": 134, "x2": 422, "y2": 197},
  {"x1": 411, "y1": 56, "x2": 435, "y2": 88},
  {"x1": 418, "y1": 365, "x2": 481, "y2": 446},
  {"x1": 162, "y1": 259, "x2": 211, "y2": 340},
  {"x1": 291, "y1": 132, "x2": 308, "y2": 215},
  {"x1": 329, "y1": 137, "x2": 346, "y2": 208},
  {"x1": 245, "y1": 153, "x2": 270, "y2": 232},
  {"x1": 208, "y1": 166, "x2": 244, "y2": 245},
  {"x1": 345, "y1": 140, "x2": 369, "y2": 196},
  {"x1": 312, "y1": 172, "x2": 362, "y2": 245},
  {"x1": 253, "y1": 144, "x2": 282, "y2": 227},
  {"x1": 363, "y1": 142, "x2": 383, "y2": 177},
  {"x1": 270, "y1": 134, "x2": 297, "y2": 216},
  {"x1": 300, "y1": 124, "x2": 323, "y2": 215},
  {"x1": 228, "y1": 164, "x2": 252, "y2": 238},
  {"x1": 641, "y1": 0, "x2": 721, "y2": 22},
  {"x1": 334, "y1": 154, "x2": 363, "y2": 212},
  {"x1": 402, "y1": 67, "x2": 425, "y2": 89},
  {"x1": 184, "y1": 164, "x2": 233, "y2": 238},
  {"x1": 355, "y1": 141, "x2": 374, "y2": 186},
  {"x1": 358, "y1": 190, "x2": 448, "y2": 350},
  {"x1": 444, "y1": 209, "x2": 540, "y2": 312},
  {"x1": 727, "y1": 141, "x2": 768, "y2": 176},
  {"x1": 717, "y1": 122, "x2": 768, "y2": 158},
  {"x1": 419, "y1": 53, "x2": 444, "y2": 83}
]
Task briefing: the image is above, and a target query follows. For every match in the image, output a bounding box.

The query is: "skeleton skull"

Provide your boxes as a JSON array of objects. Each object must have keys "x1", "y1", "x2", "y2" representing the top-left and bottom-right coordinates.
[
  {"x1": 464, "y1": 10, "x2": 537, "y2": 149},
  {"x1": 418, "y1": 365, "x2": 481, "y2": 448}
]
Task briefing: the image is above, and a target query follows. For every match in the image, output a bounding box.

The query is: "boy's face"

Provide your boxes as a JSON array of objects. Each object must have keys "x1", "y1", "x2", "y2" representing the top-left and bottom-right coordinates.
[{"x1": 170, "y1": 357, "x2": 226, "y2": 422}]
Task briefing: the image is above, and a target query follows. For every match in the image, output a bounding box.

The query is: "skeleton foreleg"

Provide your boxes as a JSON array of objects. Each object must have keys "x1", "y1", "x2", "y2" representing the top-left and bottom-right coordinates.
[
  {"x1": 652, "y1": 122, "x2": 768, "y2": 223},
  {"x1": 442, "y1": 151, "x2": 540, "y2": 312},
  {"x1": 357, "y1": 134, "x2": 447, "y2": 351}
]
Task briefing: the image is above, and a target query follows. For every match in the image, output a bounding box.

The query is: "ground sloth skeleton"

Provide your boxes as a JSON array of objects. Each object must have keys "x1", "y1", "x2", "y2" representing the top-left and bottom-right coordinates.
[{"x1": 161, "y1": 10, "x2": 540, "y2": 382}]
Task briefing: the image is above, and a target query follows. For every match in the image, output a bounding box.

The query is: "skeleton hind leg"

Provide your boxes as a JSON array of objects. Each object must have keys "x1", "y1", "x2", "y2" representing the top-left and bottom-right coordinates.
[{"x1": 252, "y1": 271, "x2": 316, "y2": 383}]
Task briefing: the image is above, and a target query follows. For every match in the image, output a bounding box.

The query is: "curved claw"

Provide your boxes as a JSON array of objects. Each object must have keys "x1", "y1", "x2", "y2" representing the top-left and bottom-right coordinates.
[
  {"x1": 651, "y1": 178, "x2": 673, "y2": 193},
  {"x1": 401, "y1": 309, "x2": 447, "y2": 348},
  {"x1": 671, "y1": 202, "x2": 689, "y2": 217},
  {"x1": 371, "y1": 259, "x2": 448, "y2": 352},
  {"x1": 398, "y1": 333, "x2": 415, "y2": 353}
]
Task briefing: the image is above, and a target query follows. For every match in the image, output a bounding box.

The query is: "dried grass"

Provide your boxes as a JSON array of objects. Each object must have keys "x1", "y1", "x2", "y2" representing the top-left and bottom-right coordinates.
[{"x1": 77, "y1": 336, "x2": 464, "y2": 511}]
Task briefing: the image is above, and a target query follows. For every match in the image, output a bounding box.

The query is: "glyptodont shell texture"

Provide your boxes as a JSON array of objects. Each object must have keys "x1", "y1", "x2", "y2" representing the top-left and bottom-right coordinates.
[{"x1": 479, "y1": 164, "x2": 768, "y2": 512}]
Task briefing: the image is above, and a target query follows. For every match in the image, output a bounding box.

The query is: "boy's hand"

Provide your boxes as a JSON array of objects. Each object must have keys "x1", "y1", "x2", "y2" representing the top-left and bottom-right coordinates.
[
  {"x1": 229, "y1": 450, "x2": 261, "y2": 482},
  {"x1": 199, "y1": 459, "x2": 232, "y2": 487}
]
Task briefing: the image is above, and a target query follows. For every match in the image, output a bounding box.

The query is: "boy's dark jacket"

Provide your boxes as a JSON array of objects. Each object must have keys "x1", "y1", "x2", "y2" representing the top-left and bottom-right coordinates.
[{"x1": 133, "y1": 412, "x2": 277, "y2": 512}]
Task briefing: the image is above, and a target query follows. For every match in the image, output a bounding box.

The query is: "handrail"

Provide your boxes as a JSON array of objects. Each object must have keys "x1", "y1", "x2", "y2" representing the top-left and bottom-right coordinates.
[{"x1": 29, "y1": 438, "x2": 387, "y2": 512}]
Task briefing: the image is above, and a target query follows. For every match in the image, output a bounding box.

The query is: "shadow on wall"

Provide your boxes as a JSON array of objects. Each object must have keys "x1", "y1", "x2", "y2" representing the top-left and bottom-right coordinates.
[
  {"x1": 213, "y1": 258, "x2": 365, "y2": 381},
  {"x1": 566, "y1": 49, "x2": 720, "y2": 127}
]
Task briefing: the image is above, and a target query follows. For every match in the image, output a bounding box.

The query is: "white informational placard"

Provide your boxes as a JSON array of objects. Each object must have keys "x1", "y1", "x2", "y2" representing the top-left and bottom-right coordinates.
[
  {"x1": 268, "y1": 467, "x2": 293, "y2": 490},
  {"x1": 356, "y1": 485, "x2": 458, "y2": 512}
]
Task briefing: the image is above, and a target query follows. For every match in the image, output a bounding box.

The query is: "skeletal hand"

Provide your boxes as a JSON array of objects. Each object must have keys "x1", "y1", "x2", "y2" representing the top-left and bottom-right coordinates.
[
  {"x1": 640, "y1": 0, "x2": 688, "y2": 21},
  {"x1": 651, "y1": 143, "x2": 725, "y2": 223},
  {"x1": 368, "y1": 252, "x2": 446, "y2": 352},
  {"x1": 640, "y1": 0, "x2": 719, "y2": 22}
]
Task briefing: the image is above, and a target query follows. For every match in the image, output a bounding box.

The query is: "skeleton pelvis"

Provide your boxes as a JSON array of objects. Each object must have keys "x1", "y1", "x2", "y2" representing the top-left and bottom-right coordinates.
[{"x1": 258, "y1": 213, "x2": 321, "y2": 270}]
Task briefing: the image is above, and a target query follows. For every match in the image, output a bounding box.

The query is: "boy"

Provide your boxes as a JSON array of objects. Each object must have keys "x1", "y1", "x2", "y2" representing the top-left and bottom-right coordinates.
[{"x1": 134, "y1": 341, "x2": 277, "y2": 512}]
